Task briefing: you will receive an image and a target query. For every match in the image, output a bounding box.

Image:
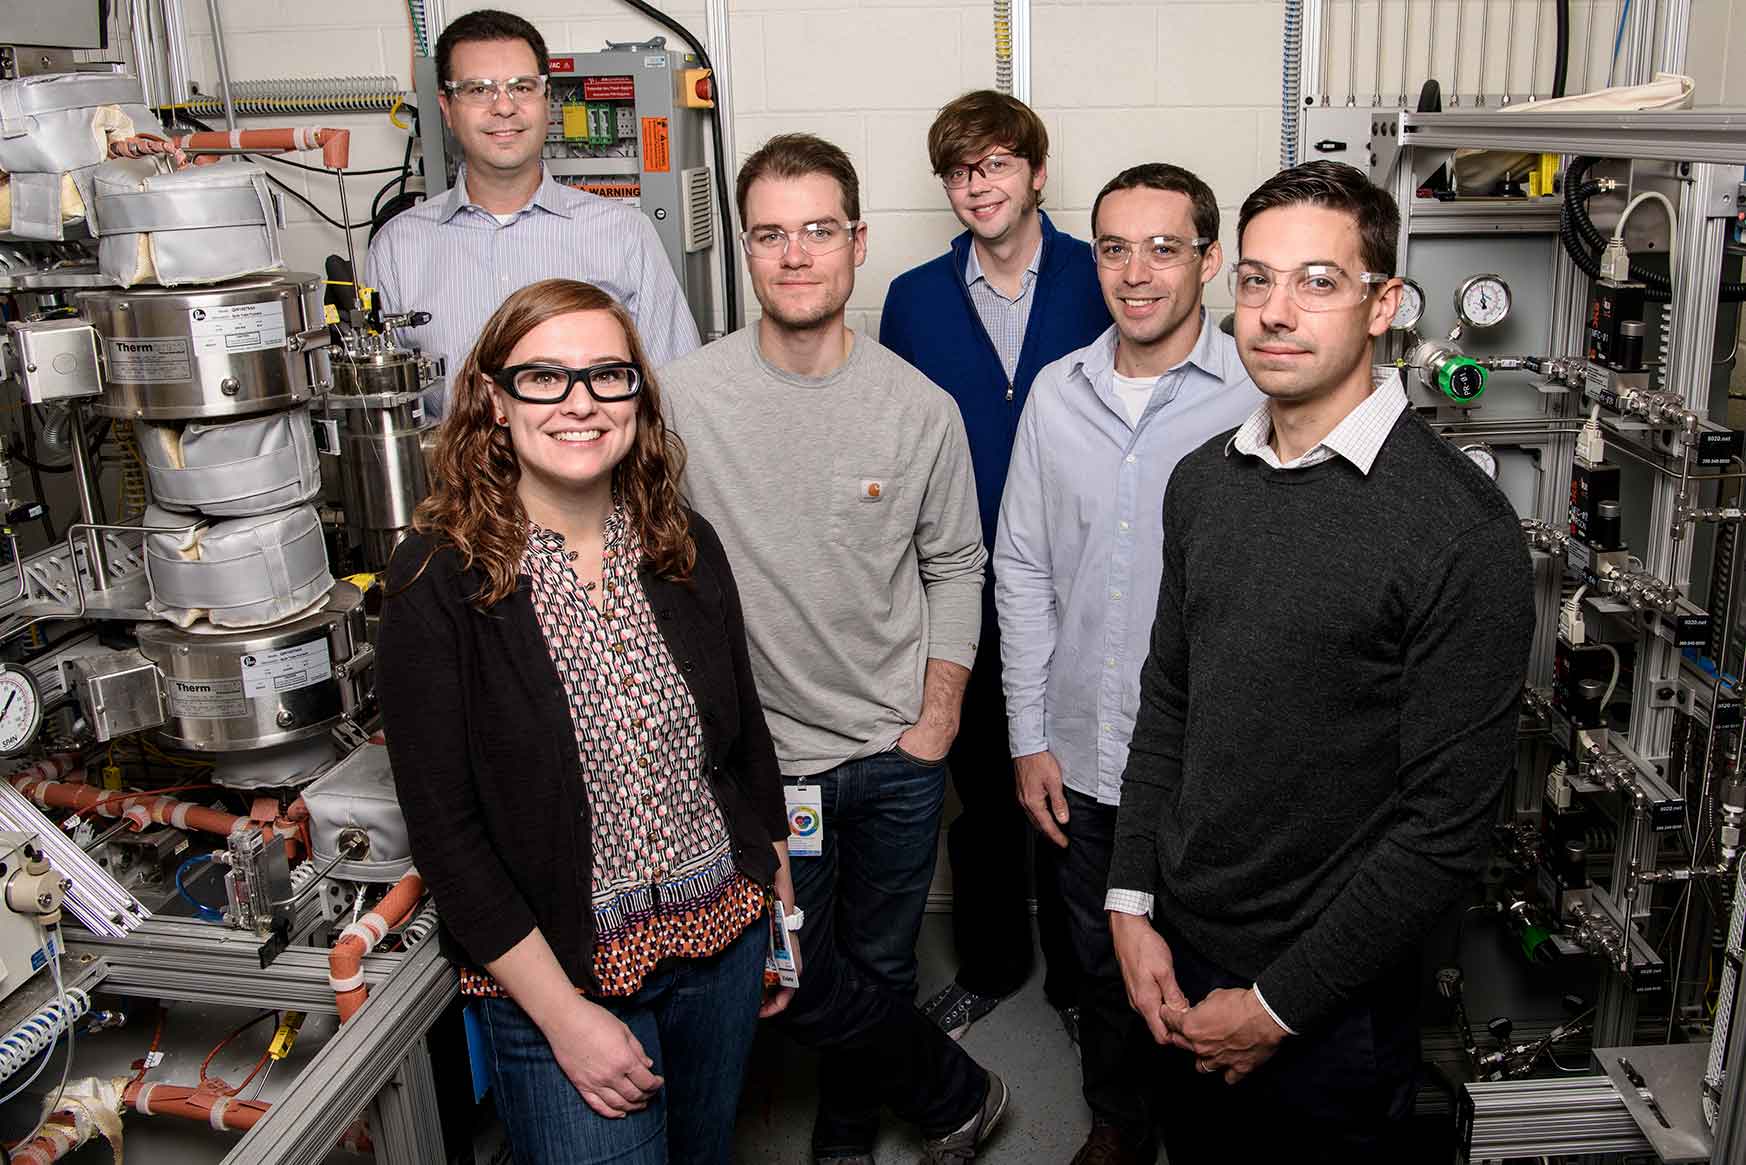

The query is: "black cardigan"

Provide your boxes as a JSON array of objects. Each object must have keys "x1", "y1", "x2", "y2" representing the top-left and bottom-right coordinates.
[{"x1": 376, "y1": 510, "x2": 788, "y2": 993}]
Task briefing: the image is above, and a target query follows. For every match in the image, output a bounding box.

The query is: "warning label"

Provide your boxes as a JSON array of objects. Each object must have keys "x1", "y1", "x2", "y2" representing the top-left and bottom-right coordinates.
[
  {"x1": 106, "y1": 336, "x2": 192, "y2": 384},
  {"x1": 239, "y1": 640, "x2": 332, "y2": 698},
  {"x1": 167, "y1": 676, "x2": 249, "y2": 718},
  {"x1": 641, "y1": 117, "x2": 670, "y2": 173},
  {"x1": 583, "y1": 75, "x2": 635, "y2": 101},
  {"x1": 187, "y1": 301, "x2": 286, "y2": 357}
]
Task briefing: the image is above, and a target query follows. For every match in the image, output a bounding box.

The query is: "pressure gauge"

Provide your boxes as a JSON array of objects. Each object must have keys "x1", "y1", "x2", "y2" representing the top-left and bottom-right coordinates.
[
  {"x1": 0, "y1": 664, "x2": 43, "y2": 756},
  {"x1": 1460, "y1": 442, "x2": 1500, "y2": 481},
  {"x1": 1390, "y1": 278, "x2": 1425, "y2": 331},
  {"x1": 1455, "y1": 274, "x2": 1512, "y2": 329}
]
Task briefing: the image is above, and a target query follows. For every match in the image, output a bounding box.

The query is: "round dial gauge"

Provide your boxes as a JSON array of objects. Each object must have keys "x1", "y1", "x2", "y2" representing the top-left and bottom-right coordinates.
[
  {"x1": 0, "y1": 665, "x2": 42, "y2": 756},
  {"x1": 1390, "y1": 278, "x2": 1425, "y2": 331},
  {"x1": 1456, "y1": 274, "x2": 1512, "y2": 328},
  {"x1": 1460, "y1": 442, "x2": 1499, "y2": 481}
]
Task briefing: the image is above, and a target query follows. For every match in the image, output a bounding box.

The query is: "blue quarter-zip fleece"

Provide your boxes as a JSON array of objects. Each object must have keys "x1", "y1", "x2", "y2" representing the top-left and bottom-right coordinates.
[{"x1": 880, "y1": 212, "x2": 1110, "y2": 562}]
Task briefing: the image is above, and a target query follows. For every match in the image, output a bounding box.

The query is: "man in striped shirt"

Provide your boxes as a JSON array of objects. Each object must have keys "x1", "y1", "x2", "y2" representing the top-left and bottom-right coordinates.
[{"x1": 366, "y1": 9, "x2": 698, "y2": 417}]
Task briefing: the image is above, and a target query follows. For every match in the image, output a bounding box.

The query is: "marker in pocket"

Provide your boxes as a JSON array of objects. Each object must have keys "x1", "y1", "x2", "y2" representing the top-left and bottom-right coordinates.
[{"x1": 784, "y1": 783, "x2": 824, "y2": 857}]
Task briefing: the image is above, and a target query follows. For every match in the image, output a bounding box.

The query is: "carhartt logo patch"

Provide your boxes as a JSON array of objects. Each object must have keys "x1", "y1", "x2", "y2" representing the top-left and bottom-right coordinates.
[{"x1": 860, "y1": 479, "x2": 884, "y2": 501}]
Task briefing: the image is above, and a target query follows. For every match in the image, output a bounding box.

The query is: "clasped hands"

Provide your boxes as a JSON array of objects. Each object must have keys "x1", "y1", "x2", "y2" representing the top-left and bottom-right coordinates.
[{"x1": 1107, "y1": 912, "x2": 1288, "y2": 1085}]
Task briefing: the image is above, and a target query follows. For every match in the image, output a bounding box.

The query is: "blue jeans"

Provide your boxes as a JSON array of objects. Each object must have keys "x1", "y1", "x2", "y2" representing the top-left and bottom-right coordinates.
[
  {"x1": 779, "y1": 749, "x2": 987, "y2": 1156},
  {"x1": 477, "y1": 919, "x2": 766, "y2": 1165}
]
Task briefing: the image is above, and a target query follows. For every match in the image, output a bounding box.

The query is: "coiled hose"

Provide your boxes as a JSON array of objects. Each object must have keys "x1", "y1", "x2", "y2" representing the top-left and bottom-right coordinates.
[
  {"x1": 400, "y1": 904, "x2": 438, "y2": 950},
  {"x1": 1561, "y1": 156, "x2": 1746, "y2": 304},
  {"x1": 0, "y1": 988, "x2": 90, "y2": 1085},
  {"x1": 114, "y1": 422, "x2": 147, "y2": 523},
  {"x1": 289, "y1": 859, "x2": 318, "y2": 892},
  {"x1": 1280, "y1": 0, "x2": 1304, "y2": 169}
]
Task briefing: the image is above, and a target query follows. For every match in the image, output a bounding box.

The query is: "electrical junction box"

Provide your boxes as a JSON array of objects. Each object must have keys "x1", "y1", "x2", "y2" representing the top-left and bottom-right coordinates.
[
  {"x1": 66, "y1": 649, "x2": 167, "y2": 742},
  {"x1": 5, "y1": 318, "x2": 102, "y2": 404},
  {"x1": 414, "y1": 38, "x2": 718, "y2": 337}
]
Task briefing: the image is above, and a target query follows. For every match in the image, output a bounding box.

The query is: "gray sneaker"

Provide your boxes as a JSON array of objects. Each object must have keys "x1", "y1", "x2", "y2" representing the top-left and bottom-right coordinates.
[
  {"x1": 921, "y1": 1071, "x2": 1009, "y2": 1163},
  {"x1": 919, "y1": 982, "x2": 1004, "y2": 1041}
]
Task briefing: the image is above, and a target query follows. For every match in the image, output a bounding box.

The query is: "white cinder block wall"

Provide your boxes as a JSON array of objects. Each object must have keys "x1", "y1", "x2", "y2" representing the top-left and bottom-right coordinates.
[{"x1": 172, "y1": 0, "x2": 1736, "y2": 341}]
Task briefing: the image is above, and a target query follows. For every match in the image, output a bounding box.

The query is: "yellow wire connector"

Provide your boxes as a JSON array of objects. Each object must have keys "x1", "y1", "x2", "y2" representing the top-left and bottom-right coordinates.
[{"x1": 268, "y1": 1011, "x2": 306, "y2": 1061}]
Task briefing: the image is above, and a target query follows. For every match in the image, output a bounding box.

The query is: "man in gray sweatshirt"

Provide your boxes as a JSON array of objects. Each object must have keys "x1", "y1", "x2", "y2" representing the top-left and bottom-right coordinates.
[{"x1": 660, "y1": 134, "x2": 1004, "y2": 1164}]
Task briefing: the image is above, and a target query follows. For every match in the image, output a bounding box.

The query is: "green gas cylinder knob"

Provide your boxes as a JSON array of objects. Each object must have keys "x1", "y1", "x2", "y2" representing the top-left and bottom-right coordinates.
[{"x1": 1437, "y1": 356, "x2": 1487, "y2": 403}]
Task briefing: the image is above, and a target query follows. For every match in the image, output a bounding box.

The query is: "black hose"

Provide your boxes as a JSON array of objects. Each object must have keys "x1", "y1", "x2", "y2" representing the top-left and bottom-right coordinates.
[
  {"x1": 610, "y1": 0, "x2": 740, "y2": 331},
  {"x1": 1553, "y1": 0, "x2": 1571, "y2": 98},
  {"x1": 13, "y1": 408, "x2": 56, "y2": 543},
  {"x1": 1561, "y1": 156, "x2": 1746, "y2": 303}
]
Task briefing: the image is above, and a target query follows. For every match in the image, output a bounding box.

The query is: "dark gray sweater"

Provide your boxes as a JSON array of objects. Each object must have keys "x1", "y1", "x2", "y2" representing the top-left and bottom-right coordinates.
[{"x1": 1109, "y1": 410, "x2": 1535, "y2": 1032}]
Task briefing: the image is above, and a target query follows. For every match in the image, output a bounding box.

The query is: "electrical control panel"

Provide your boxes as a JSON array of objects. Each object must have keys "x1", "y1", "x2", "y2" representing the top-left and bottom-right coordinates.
[{"x1": 413, "y1": 39, "x2": 719, "y2": 337}]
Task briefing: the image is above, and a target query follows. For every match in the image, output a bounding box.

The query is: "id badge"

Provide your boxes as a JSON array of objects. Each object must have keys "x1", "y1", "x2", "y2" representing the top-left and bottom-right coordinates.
[
  {"x1": 784, "y1": 782, "x2": 824, "y2": 857},
  {"x1": 766, "y1": 899, "x2": 801, "y2": 989}
]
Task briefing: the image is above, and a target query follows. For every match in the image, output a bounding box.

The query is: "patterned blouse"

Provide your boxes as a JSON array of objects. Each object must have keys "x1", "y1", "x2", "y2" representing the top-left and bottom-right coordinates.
[{"x1": 460, "y1": 505, "x2": 765, "y2": 998}]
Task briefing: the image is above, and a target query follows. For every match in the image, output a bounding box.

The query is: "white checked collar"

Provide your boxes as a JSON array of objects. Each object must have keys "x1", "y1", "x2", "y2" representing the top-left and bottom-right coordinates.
[{"x1": 1226, "y1": 368, "x2": 1407, "y2": 474}]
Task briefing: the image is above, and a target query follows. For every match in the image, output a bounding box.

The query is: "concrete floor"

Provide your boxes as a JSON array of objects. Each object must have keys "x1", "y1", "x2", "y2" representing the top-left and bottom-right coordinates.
[{"x1": 733, "y1": 913, "x2": 1093, "y2": 1164}]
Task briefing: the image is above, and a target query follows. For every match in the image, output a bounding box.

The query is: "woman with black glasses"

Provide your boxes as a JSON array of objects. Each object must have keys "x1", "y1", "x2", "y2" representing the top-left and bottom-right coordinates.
[{"x1": 378, "y1": 278, "x2": 795, "y2": 1164}]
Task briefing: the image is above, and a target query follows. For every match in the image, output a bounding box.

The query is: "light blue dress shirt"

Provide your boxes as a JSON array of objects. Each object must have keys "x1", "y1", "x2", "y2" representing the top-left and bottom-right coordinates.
[
  {"x1": 366, "y1": 165, "x2": 700, "y2": 417},
  {"x1": 994, "y1": 314, "x2": 1264, "y2": 806}
]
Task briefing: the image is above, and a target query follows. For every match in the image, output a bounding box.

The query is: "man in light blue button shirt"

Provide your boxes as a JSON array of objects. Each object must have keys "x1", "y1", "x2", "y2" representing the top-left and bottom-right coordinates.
[
  {"x1": 994, "y1": 164, "x2": 1262, "y2": 1163},
  {"x1": 366, "y1": 11, "x2": 699, "y2": 418}
]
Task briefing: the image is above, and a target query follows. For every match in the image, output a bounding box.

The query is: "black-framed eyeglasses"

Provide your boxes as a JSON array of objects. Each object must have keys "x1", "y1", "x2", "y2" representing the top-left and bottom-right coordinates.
[{"x1": 489, "y1": 362, "x2": 644, "y2": 404}]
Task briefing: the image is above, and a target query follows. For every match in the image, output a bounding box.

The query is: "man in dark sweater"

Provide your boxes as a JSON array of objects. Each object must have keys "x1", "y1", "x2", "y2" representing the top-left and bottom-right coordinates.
[
  {"x1": 1106, "y1": 161, "x2": 1535, "y2": 1160},
  {"x1": 882, "y1": 90, "x2": 1107, "y2": 1043}
]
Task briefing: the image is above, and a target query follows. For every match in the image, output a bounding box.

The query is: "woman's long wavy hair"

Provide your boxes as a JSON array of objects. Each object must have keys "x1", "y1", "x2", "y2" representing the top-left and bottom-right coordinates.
[{"x1": 413, "y1": 279, "x2": 695, "y2": 607}]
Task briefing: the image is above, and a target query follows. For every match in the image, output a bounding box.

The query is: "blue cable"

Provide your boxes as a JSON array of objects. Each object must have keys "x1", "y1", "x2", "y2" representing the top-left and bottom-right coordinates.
[
  {"x1": 1612, "y1": 0, "x2": 1632, "y2": 66},
  {"x1": 175, "y1": 854, "x2": 223, "y2": 922}
]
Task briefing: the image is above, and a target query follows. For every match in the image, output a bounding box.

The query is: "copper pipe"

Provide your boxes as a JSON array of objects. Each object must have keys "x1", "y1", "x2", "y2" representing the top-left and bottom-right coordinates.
[
  {"x1": 9, "y1": 770, "x2": 242, "y2": 838},
  {"x1": 330, "y1": 870, "x2": 425, "y2": 1021},
  {"x1": 172, "y1": 126, "x2": 352, "y2": 169}
]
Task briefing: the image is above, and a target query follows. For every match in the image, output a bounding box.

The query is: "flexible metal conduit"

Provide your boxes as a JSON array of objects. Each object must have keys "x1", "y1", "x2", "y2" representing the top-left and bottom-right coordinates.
[
  {"x1": 180, "y1": 77, "x2": 405, "y2": 119},
  {"x1": 1280, "y1": 0, "x2": 1304, "y2": 168},
  {"x1": 1706, "y1": 850, "x2": 1746, "y2": 1126},
  {"x1": 992, "y1": 0, "x2": 1013, "y2": 95}
]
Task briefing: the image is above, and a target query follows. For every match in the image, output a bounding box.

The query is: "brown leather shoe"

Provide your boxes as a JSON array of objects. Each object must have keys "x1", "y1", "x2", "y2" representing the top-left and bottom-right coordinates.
[{"x1": 1069, "y1": 1123, "x2": 1155, "y2": 1165}]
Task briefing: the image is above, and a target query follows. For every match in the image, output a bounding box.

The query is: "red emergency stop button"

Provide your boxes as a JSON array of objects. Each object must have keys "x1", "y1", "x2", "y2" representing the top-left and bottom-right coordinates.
[{"x1": 682, "y1": 68, "x2": 715, "y2": 108}]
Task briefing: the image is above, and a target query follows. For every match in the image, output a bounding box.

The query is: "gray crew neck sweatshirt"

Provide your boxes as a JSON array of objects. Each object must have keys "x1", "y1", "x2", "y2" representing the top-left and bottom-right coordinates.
[{"x1": 658, "y1": 326, "x2": 987, "y2": 776}]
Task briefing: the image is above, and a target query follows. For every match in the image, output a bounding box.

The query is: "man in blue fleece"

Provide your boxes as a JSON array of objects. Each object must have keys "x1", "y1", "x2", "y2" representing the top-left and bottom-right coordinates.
[{"x1": 881, "y1": 90, "x2": 1107, "y2": 1048}]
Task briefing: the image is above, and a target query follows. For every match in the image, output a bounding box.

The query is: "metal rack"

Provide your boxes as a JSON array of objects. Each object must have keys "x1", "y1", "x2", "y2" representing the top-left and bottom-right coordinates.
[{"x1": 1380, "y1": 104, "x2": 1746, "y2": 1163}]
